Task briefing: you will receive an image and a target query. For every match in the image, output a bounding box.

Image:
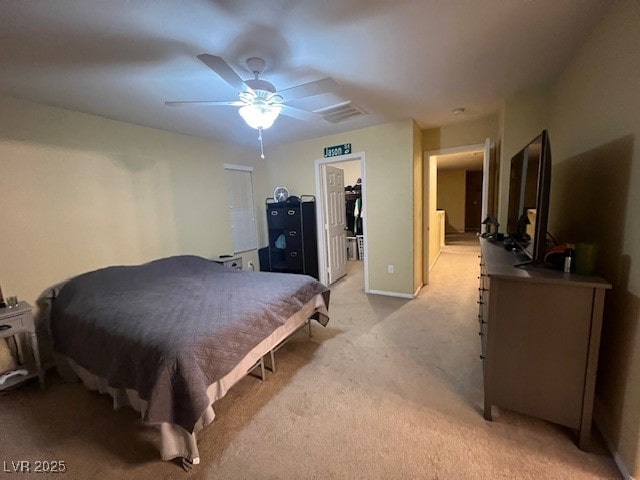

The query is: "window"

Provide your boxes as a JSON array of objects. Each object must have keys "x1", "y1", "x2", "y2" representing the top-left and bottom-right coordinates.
[{"x1": 225, "y1": 164, "x2": 258, "y2": 253}]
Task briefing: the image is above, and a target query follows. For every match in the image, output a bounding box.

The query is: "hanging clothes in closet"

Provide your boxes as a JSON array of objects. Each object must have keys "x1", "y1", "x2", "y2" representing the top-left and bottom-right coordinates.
[{"x1": 345, "y1": 178, "x2": 363, "y2": 235}]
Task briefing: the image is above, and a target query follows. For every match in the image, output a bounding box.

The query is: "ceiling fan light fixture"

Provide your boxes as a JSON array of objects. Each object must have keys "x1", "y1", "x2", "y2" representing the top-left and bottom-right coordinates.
[{"x1": 238, "y1": 102, "x2": 283, "y2": 130}]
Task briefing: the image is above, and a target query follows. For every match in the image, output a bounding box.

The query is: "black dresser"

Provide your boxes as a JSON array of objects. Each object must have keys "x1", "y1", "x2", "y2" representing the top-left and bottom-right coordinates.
[{"x1": 264, "y1": 195, "x2": 318, "y2": 279}]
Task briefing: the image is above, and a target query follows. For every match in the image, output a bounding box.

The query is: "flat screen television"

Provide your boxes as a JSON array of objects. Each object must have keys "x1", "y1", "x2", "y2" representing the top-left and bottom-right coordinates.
[{"x1": 506, "y1": 130, "x2": 552, "y2": 265}]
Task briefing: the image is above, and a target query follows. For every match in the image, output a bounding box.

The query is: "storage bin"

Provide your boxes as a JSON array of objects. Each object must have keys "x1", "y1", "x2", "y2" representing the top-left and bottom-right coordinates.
[
  {"x1": 357, "y1": 235, "x2": 364, "y2": 260},
  {"x1": 346, "y1": 237, "x2": 358, "y2": 260}
]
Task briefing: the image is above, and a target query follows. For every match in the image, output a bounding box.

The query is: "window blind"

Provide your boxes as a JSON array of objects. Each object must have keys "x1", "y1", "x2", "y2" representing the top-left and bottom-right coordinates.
[{"x1": 225, "y1": 167, "x2": 257, "y2": 253}]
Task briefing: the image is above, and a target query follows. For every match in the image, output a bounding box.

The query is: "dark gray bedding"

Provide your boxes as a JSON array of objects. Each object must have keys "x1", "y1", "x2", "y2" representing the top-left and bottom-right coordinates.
[{"x1": 50, "y1": 255, "x2": 329, "y2": 432}]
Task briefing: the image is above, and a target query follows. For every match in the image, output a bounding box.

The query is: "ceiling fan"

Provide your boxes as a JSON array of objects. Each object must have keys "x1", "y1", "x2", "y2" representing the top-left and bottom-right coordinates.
[{"x1": 166, "y1": 54, "x2": 339, "y2": 157}]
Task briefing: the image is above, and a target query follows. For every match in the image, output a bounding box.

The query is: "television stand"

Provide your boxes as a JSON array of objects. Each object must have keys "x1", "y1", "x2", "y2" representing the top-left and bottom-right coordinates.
[{"x1": 478, "y1": 238, "x2": 611, "y2": 450}]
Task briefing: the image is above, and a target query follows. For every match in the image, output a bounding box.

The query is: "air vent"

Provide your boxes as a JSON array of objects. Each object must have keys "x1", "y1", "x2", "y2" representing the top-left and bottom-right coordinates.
[{"x1": 314, "y1": 101, "x2": 368, "y2": 124}]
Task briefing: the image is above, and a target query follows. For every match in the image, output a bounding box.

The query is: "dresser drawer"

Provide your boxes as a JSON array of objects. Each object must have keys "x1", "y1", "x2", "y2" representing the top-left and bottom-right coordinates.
[{"x1": 0, "y1": 311, "x2": 29, "y2": 336}]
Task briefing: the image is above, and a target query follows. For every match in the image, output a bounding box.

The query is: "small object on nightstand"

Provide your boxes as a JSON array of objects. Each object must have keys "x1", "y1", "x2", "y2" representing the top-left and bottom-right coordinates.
[
  {"x1": 211, "y1": 255, "x2": 243, "y2": 271},
  {"x1": 0, "y1": 301, "x2": 45, "y2": 390}
]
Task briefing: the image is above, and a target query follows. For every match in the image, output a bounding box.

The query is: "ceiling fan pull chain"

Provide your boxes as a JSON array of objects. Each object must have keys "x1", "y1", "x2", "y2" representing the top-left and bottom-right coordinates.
[{"x1": 258, "y1": 127, "x2": 266, "y2": 159}]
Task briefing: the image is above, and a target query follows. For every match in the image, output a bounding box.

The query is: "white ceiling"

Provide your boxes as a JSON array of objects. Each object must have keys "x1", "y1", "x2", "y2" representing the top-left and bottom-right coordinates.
[{"x1": 0, "y1": 0, "x2": 611, "y2": 148}]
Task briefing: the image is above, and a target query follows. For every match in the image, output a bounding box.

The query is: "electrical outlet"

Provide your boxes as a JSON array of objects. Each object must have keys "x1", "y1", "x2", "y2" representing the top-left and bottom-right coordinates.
[{"x1": 387, "y1": 264, "x2": 394, "y2": 274}]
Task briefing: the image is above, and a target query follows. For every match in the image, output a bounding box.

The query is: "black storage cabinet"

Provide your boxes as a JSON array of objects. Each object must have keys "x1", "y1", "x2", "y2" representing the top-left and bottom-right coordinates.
[{"x1": 265, "y1": 195, "x2": 318, "y2": 279}]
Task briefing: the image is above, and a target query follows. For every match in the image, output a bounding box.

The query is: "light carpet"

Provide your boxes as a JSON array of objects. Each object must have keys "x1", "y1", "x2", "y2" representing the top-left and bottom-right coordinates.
[{"x1": 1, "y1": 235, "x2": 620, "y2": 479}]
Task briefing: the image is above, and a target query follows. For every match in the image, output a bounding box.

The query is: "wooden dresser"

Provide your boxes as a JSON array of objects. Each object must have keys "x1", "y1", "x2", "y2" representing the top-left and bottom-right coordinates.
[{"x1": 478, "y1": 238, "x2": 611, "y2": 449}]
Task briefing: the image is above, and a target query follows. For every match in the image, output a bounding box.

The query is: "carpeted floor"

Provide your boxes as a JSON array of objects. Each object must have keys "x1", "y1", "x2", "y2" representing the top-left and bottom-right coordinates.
[{"x1": 1, "y1": 234, "x2": 620, "y2": 479}]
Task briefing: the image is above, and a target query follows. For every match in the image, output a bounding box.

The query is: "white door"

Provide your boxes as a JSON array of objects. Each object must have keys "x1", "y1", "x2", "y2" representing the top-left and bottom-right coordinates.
[{"x1": 323, "y1": 165, "x2": 347, "y2": 284}]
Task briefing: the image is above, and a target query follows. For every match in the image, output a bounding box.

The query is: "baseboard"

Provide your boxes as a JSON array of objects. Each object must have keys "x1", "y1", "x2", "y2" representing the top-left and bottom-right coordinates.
[
  {"x1": 429, "y1": 249, "x2": 442, "y2": 271},
  {"x1": 367, "y1": 289, "x2": 415, "y2": 299},
  {"x1": 594, "y1": 399, "x2": 635, "y2": 480},
  {"x1": 413, "y1": 284, "x2": 423, "y2": 297}
]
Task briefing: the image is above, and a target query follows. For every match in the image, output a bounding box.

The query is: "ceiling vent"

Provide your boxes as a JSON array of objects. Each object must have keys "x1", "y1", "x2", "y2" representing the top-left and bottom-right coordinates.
[{"x1": 314, "y1": 101, "x2": 368, "y2": 124}]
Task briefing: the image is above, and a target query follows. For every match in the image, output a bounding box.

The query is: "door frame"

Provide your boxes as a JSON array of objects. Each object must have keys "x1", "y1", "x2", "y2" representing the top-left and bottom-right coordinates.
[
  {"x1": 314, "y1": 151, "x2": 369, "y2": 292},
  {"x1": 424, "y1": 140, "x2": 494, "y2": 267}
]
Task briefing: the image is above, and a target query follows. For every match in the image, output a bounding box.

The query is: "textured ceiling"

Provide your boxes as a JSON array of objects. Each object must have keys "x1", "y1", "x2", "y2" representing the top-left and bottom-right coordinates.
[{"x1": 0, "y1": 0, "x2": 611, "y2": 148}]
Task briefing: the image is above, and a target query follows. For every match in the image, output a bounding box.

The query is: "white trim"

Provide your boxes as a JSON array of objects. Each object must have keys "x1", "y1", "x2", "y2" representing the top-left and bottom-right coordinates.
[
  {"x1": 600, "y1": 433, "x2": 634, "y2": 479},
  {"x1": 413, "y1": 283, "x2": 423, "y2": 297},
  {"x1": 223, "y1": 163, "x2": 254, "y2": 172},
  {"x1": 314, "y1": 151, "x2": 369, "y2": 293},
  {"x1": 481, "y1": 137, "x2": 491, "y2": 223},
  {"x1": 367, "y1": 289, "x2": 415, "y2": 299},
  {"x1": 424, "y1": 143, "x2": 486, "y2": 156},
  {"x1": 593, "y1": 407, "x2": 635, "y2": 480}
]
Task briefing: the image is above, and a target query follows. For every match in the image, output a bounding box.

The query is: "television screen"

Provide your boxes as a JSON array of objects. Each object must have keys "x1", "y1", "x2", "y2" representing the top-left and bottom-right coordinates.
[{"x1": 506, "y1": 131, "x2": 552, "y2": 264}]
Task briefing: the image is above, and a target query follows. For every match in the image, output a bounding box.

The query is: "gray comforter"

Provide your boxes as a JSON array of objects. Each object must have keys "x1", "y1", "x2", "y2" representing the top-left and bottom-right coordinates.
[{"x1": 50, "y1": 255, "x2": 329, "y2": 432}]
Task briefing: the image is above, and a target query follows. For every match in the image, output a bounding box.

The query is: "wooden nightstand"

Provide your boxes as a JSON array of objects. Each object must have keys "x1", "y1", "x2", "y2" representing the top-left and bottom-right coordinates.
[
  {"x1": 211, "y1": 255, "x2": 243, "y2": 270},
  {"x1": 0, "y1": 301, "x2": 45, "y2": 390}
]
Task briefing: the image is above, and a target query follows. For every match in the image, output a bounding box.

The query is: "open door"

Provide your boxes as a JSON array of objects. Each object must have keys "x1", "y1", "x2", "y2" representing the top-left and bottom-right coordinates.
[{"x1": 322, "y1": 165, "x2": 347, "y2": 284}]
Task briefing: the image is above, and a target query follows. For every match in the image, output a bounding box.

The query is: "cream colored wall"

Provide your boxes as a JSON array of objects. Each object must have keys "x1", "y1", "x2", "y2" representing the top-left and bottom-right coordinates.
[
  {"x1": 260, "y1": 120, "x2": 416, "y2": 295},
  {"x1": 422, "y1": 114, "x2": 499, "y2": 152},
  {"x1": 427, "y1": 155, "x2": 439, "y2": 269},
  {"x1": 545, "y1": 1, "x2": 640, "y2": 475},
  {"x1": 327, "y1": 159, "x2": 361, "y2": 187},
  {"x1": 437, "y1": 168, "x2": 466, "y2": 233},
  {"x1": 0, "y1": 95, "x2": 258, "y2": 311},
  {"x1": 412, "y1": 120, "x2": 424, "y2": 291},
  {"x1": 496, "y1": 88, "x2": 550, "y2": 226}
]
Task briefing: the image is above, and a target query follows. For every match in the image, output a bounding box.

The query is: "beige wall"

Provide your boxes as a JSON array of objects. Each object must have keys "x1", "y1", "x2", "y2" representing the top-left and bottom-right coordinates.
[
  {"x1": 427, "y1": 155, "x2": 439, "y2": 269},
  {"x1": 0, "y1": 95, "x2": 258, "y2": 311},
  {"x1": 259, "y1": 120, "x2": 417, "y2": 296},
  {"x1": 422, "y1": 114, "x2": 499, "y2": 153},
  {"x1": 327, "y1": 159, "x2": 361, "y2": 187},
  {"x1": 496, "y1": 88, "x2": 550, "y2": 226},
  {"x1": 412, "y1": 120, "x2": 424, "y2": 291},
  {"x1": 437, "y1": 168, "x2": 466, "y2": 234},
  {"x1": 545, "y1": 1, "x2": 640, "y2": 475}
]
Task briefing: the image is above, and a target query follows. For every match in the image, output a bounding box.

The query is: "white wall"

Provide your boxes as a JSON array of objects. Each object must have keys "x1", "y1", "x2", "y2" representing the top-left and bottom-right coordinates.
[
  {"x1": 436, "y1": 169, "x2": 466, "y2": 233},
  {"x1": 545, "y1": 2, "x2": 640, "y2": 475},
  {"x1": 0, "y1": 95, "x2": 258, "y2": 310},
  {"x1": 327, "y1": 159, "x2": 362, "y2": 187},
  {"x1": 258, "y1": 120, "x2": 418, "y2": 296}
]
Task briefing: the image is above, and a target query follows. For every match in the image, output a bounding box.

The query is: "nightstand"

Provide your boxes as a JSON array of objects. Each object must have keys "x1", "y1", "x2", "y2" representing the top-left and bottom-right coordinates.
[
  {"x1": 0, "y1": 301, "x2": 45, "y2": 390},
  {"x1": 211, "y1": 255, "x2": 243, "y2": 270}
]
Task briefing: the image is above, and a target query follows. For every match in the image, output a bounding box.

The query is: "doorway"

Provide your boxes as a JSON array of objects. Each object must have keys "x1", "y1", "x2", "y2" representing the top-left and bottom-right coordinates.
[
  {"x1": 424, "y1": 139, "x2": 494, "y2": 269},
  {"x1": 314, "y1": 152, "x2": 368, "y2": 291}
]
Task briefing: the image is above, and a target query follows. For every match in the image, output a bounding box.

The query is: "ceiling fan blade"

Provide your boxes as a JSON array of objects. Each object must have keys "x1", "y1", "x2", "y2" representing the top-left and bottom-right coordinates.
[
  {"x1": 197, "y1": 54, "x2": 250, "y2": 93},
  {"x1": 165, "y1": 100, "x2": 245, "y2": 107},
  {"x1": 279, "y1": 78, "x2": 339, "y2": 101},
  {"x1": 280, "y1": 105, "x2": 323, "y2": 122}
]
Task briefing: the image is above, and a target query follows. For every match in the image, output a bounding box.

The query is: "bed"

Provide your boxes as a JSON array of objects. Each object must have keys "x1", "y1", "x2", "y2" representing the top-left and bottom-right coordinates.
[{"x1": 38, "y1": 255, "x2": 330, "y2": 465}]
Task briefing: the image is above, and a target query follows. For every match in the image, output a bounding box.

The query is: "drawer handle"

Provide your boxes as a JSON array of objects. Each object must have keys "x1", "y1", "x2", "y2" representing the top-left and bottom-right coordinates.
[
  {"x1": 271, "y1": 211, "x2": 278, "y2": 216},
  {"x1": 288, "y1": 231, "x2": 297, "y2": 236},
  {"x1": 0, "y1": 324, "x2": 12, "y2": 331},
  {"x1": 287, "y1": 210, "x2": 296, "y2": 215},
  {"x1": 290, "y1": 251, "x2": 298, "y2": 257}
]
